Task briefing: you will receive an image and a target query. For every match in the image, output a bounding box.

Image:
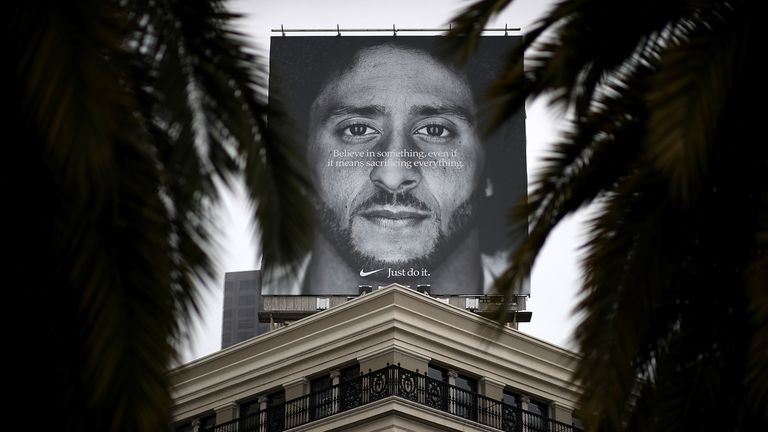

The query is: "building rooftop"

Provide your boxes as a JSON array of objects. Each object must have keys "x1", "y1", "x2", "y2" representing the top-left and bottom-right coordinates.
[{"x1": 171, "y1": 284, "x2": 582, "y2": 431}]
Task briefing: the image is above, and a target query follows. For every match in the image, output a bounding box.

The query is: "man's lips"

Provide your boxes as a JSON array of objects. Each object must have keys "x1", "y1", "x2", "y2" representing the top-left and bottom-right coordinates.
[{"x1": 356, "y1": 206, "x2": 430, "y2": 226}]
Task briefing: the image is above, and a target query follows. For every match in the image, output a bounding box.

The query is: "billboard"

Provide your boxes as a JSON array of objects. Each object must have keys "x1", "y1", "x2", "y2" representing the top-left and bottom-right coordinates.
[{"x1": 265, "y1": 36, "x2": 527, "y2": 296}]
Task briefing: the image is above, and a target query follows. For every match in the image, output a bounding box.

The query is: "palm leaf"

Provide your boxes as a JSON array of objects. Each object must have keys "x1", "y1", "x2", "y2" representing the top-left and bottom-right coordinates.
[
  {"x1": 9, "y1": 1, "x2": 311, "y2": 431},
  {"x1": 451, "y1": 0, "x2": 767, "y2": 429}
]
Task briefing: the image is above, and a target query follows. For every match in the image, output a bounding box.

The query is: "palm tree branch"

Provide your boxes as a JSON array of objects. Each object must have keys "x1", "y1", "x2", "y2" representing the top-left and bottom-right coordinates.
[
  {"x1": 167, "y1": 0, "x2": 312, "y2": 271},
  {"x1": 644, "y1": 4, "x2": 743, "y2": 202},
  {"x1": 492, "y1": 59, "x2": 652, "y2": 299}
]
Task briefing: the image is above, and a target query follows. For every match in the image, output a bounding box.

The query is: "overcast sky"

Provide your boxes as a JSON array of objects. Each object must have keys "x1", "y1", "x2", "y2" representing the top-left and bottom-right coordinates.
[{"x1": 180, "y1": 0, "x2": 588, "y2": 363}]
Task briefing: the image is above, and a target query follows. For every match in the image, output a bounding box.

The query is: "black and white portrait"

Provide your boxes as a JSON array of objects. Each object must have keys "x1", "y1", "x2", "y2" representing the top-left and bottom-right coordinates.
[{"x1": 266, "y1": 36, "x2": 527, "y2": 295}]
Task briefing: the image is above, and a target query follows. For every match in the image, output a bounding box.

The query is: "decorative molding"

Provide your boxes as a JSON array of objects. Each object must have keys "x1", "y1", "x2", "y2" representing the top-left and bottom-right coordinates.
[
  {"x1": 479, "y1": 376, "x2": 506, "y2": 389},
  {"x1": 356, "y1": 344, "x2": 432, "y2": 365},
  {"x1": 172, "y1": 285, "x2": 582, "y2": 421},
  {"x1": 212, "y1": 401, "x2": 237, "y2": 412},
  {"x1": 282, "y1": 377, "x2": 309, "y2": 389}
]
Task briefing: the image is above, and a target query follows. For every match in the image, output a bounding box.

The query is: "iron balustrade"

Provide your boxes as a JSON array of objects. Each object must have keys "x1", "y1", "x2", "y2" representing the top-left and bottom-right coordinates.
[{"x1": 211, "y1": 364, "x2": 578, "y2": 432}]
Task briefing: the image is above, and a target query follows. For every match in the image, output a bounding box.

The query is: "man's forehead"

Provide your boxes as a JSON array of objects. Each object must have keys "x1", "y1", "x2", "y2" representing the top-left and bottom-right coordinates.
[{"x1": 312, "y1": 45, "x2": 475, "y2": 114}]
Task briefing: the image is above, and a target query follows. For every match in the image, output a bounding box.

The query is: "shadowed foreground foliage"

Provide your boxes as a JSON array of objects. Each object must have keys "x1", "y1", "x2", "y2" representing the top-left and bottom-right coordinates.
[
  {"x1": 451, "y1": 0, "x2": 766, "y2": 430},
  {"x1": 8, "y1": 1, "x2": 310, "y2": 431}
]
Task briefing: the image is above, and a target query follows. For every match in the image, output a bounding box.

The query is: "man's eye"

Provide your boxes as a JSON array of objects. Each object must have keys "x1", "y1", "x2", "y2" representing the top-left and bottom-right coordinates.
[
  {"x1": 414, "y1": 124, "x2": 452, "y2": 138},
  {"x1": 344, "y1": 124, "x2": 379, "y2": 136}
]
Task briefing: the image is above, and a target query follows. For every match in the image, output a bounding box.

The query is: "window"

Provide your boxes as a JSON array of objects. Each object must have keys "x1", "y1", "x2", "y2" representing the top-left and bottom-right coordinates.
[
  {"x1": 503, "y1": 390, "x2": 521, "y2": 408},
  {"x1": 239, "y1": 280, "x2": 257, "y2": 291},
  {"x1": 316, "y1": 297, "x2": 330, "y2": 310},
  {"x1": 310, "y1": 374, "x2": 333, "y2": 420},
  {"x1": 266, "y1": 390, "x2": 285, "y2": 432},
  {"x1": 504, "y1": 389, "x2": 550, "y2": 432},
  {"x1": 465, "y1": 297, "x2": 479, "y2": 310},
  {"x1": 174, "y1": 422, "x2": 193, "y2": 432},
  {"x1": 339, "y1": 364, "x2": 361, "y2": 411},
  {"x1": 239, "y1": 294, "x2": 256, "y2": 306},
  {"x1": 174, "y1": 412, "x2": 216, "y2": 432},
  {"x1": 426, "y1": 364, "x2": 449, "y2": 411},
  {"x1": 426, "y1": 364, "x2": 478, "y2": 419},
  {"x1": 502, "y1": 391, "x2": 524, "y2": 432},
  {"x1": 526, "y1": 398, "x2": 549, "y2": 431},
  {"x1": 453, "y1": 373, "x2": 477, "y2": 421},
  {"x1": 236, "y1": 332, "x2": 254, "y2": 343},
  {"x1": 572, "y1": 416, "x2": 585, "y2": 432},
  {"x1": 240, "y1": 398, "x2": 260, "y2": 416},
  {"x1": 239, "y1": 399, "x2": 261, "y2": 432},
  {"x1": 239, "y1": 389, "x2": 285, "y2": 432},
  {"x1": 199, "y1": 414, "x2": 216, "y2": 432},
  {"x1": 427, "y1": 364, "x2": 447, "y2": 381},
  {"x1": 527, "y1": 398, "x2": 548, "y2": 416},
  {"x1": 237, "y1": 309, "x2": 256, "y2": 330},
  {"x1": 239, "y1": 308, "x2": 256, "y2": 318},
  {"x1": 238, "y1": 319, "x2": 255, "y2": 330},
  {"x1": 308, "y1": 364, "x2": 362, "y2": 418}
]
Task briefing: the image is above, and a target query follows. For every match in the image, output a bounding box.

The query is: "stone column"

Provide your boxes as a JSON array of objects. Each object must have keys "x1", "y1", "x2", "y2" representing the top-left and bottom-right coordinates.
[
  {"x1": 213, "y1": 401, "x2": 238, "y2": 425},
  {"x1": 551, "y1": 402, "x2": 573, "y2": 426},
  {"x1": 479, "y1": 377, "x2": 505, "y2": 400},
  {"x1": 330, "y1": 369, "x2": 341, "y2": 414},
  {"x1": 283, "y1": 377, "x2": 309, "y2": 427},
  {"x1": 257, "y1": 395, "x2": 268, "y2": 432},
  {"x1": 283, "y1": 377, "x2": 309, "y2": 399},
  {"x1": 519, "y1": 395, "x2": 531, "y2": 432},
  {"x1": 447, "y1": 370, "x2": 459, "y2": 416},
  {"x1": 479, "y1": 377, "x2": 505, "y2": 424}
]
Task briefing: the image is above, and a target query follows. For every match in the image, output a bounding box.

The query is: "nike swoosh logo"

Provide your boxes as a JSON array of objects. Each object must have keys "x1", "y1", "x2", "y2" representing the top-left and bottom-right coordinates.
[{"x1": 359, "y1": 268, "x2": 385, "y2": 277}]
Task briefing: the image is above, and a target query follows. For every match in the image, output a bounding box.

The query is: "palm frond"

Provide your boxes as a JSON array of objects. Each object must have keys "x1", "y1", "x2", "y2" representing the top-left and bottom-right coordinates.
[
  {"x1": 451, "y1": 0, "x2": 767, "y2": 429},
  {"x1": 493, "y1": 58, "x2": 652, "y2": 298},
  {"x1": 644, "y1": 3, "x2": 742, "y2": 202},
  {"x1": 10, "y1": 1, "x2": 312, "y2": 430},
  {"x1": 166, "y1": 0, "x2": 313, "y2": 270}
]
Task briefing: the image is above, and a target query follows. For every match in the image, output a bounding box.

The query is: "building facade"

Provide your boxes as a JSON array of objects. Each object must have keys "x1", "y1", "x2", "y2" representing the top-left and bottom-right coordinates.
[{"x1": 172, "y1": 284, "x2": 582, "y2": 431}]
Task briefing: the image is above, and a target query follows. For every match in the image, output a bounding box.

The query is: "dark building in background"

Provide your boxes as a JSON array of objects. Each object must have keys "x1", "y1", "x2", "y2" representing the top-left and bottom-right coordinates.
[{"x1": 221, "y1": 270, "x2": 268, "y2": 349}]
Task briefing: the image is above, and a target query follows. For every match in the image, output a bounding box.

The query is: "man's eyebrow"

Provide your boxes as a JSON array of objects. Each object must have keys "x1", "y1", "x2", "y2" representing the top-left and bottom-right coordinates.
[
  {"x1": 323, "y1": 104, "x2": 388, "y2": 119},
  {"x1": 410, "y1": 104, "x2": 476, "y2": 125}
]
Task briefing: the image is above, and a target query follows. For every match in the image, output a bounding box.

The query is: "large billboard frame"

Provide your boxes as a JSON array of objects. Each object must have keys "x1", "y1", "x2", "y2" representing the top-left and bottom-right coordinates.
[{"x1": 265, "y1": 35, "x2": 527, "y2": 296}]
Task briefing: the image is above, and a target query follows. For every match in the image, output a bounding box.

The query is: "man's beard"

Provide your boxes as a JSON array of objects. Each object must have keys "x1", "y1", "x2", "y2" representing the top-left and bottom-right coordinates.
[{"x1": 315, "y1": 189, "x2": 478, "y2": 281}]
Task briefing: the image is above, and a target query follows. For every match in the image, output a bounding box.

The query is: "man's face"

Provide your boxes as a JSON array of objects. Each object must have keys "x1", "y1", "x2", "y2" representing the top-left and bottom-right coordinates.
[{"x1": 308, "y1": 45, "x2": 486, "y2": 270}]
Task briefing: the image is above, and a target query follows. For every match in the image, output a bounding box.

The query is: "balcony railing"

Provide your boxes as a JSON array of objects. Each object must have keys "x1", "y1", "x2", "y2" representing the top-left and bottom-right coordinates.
[{"x1": 210, "y1": 364, "x2": 578, "y2": 432}]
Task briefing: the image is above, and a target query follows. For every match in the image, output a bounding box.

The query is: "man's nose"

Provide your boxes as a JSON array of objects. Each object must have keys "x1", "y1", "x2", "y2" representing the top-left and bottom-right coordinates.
[{"x1": 370, "y1": 131, "x2": 421, "y2": 194}]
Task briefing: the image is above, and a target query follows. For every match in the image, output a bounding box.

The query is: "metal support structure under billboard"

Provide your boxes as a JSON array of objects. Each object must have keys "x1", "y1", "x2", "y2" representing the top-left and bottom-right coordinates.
[
  {"x1": 271, "y1": 25, "x2": 521, "y2": 36},
  {"x1": 264, "y1": 35, "x2": 528, "y2": 297},
  {"x1": 258, "y1": 292, "x2": 531, "y2": 327}
]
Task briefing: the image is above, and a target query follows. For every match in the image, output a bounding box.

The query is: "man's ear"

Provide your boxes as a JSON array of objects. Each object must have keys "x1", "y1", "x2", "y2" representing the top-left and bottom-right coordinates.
[{"x1": 485, "y1": 177, "x2": 493, "y2": 197}]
